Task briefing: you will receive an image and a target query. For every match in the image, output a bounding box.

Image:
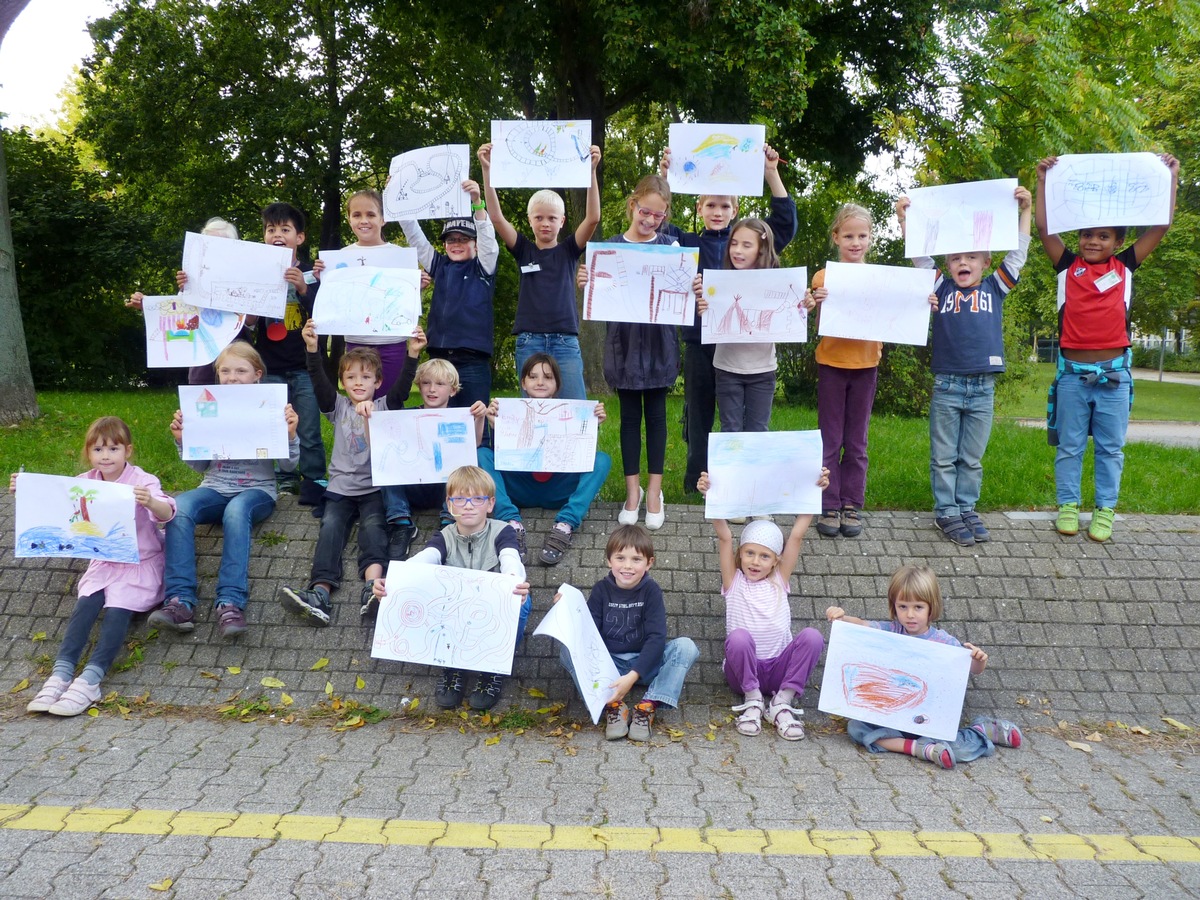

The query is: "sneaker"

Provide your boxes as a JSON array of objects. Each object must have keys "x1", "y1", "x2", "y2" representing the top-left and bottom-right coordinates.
[
  {"x1": 961, "y1": 510, "x2": 990, "y2": 542},
  {"x1": 26, "y1": 675, "x2": 71, "y2": 713},
  {"x1": 278, "y1": 585, "x2": 332, "y2": 626},
  {"x1": 628, "y1": 701, "x2": 655, "y2": 742},
  {"x1": 1088, "y1": 507, "x2": 1115, "y2": 543},
  {"x1": 916, "y1": 739, "x2": 957, "y2": 769},
  {"x1": 540, "y1": 523, "x2": 574, "y2": 566},
  {"x1": 147, "y1": 597, "x2": 196, "y2": 633},
  {"x1": 468, "y1": 673, "x2": 506, "y2": 711},
  {"x1": 388, "y1": 521, "x2": 419, "y2": 560},
  {"x1": 435, "y1": 669, "x2": 465, "y2": 708},
  {"x1": 935, "y1": 515, "x2": 976, "y2": 547},
  {"x1": 359, "y1": 581, "x2": 380, "y2": 623},
  {"x1": 48, "y1": 678, "x2": 102, "y2": 717},
  {"x1": 839, "y1": 507, "x2": 862, "y2": 538},
  {"x1": 1056, "y1": 502, "x2": 1080, "y2": 536},
  {"x1": 509, "y1": 520, "x2": 528, "y2": 564},
  {"x1": 215, "y1": 603, "x2": 247, "y2": 639},
  {"x1": 816, "y1": 510, "x2": 841, "y2": 537},
  {"x1": 970, "y1": 715, "x2": 1023, "y2": 749},
  {"x1": 604, "y1": 701, "x2": 630, "y2": 740}
]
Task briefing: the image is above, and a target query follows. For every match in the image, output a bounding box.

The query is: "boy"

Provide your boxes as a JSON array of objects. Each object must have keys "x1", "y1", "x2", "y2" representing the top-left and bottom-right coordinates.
[
  {"x1": 255, "y1": 202, "x2": 328, "y2": 510},
  {"x1": 555, "y1": 524, "x2": 699, "y2": 742},
  {"x1": 277, "y1": 323, "x2": 428, "y2": 626},
  {"x1": 658, "y1": 147, "x2": 797, "y2": 494},
  {"x1": 369, "y1": 465, "x2": 530, "y2": 712},
  {"x1": 477, "y1": 141, "x2": 602, "y2": 399},
  {"x1": 896, "y1": 185, "x2": 1032, "y2": 546},
  {"x1": 399, "y1": 176, "x2": 499, "y2": 410},
  {"x1": 1035, "y1": 153, "x2": 1180, "y2": 542}
]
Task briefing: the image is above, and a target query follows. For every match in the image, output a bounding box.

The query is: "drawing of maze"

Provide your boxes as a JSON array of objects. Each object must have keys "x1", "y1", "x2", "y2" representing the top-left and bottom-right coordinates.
[
  {"x1": 1052, "y1": 157, "x2": 1169, "y2": 224},
  {"x1": 385, "y1": 147, "x2": 467, "y2": 219},
  {"x1": 504, "y1": 121, "x2": 590, "y2": 168}
]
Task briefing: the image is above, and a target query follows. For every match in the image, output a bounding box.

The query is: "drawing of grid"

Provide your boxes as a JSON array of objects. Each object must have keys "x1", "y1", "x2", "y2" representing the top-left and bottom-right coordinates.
[{"x1": 1052, "y1": 157, "x2": 1169, "y2": 224}]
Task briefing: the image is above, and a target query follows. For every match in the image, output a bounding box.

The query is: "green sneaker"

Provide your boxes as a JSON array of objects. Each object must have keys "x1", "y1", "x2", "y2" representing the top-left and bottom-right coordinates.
[
  {"x1": 1055, "y1": 503, "x2": 1079, "y2": 536},
  {"x1": 1088, "y1": 507, "x2": 1115, "y2": 542}
]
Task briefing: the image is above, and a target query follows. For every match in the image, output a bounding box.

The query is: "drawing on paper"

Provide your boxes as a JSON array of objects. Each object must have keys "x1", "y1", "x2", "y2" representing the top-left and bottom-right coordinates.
[
  {"x1": 583, "y1": 244, "x2": 698, "y2": 326},
  {"x1": 177, "y1": 383, "x2": 289, "y2": 461},
  {"x1": 142, "y1": 297, "x2": 245, "y2": 368},
  {"x1": 369, "y1": 408, "x2": 478, "y2": 486},
  {"x1": 817, "y1": 261, "x2": 935, "y2": 347},
  {"x1": 1046, "y1": 153, "x2": 1172, "y2": 234},
  {"x1": 700, "y1": 268, "x2": 808, "y2": 344},
  {"x1": 532, "y1": 584, "x2": 621, "y2": 723},
  {"x1": 319, "y1": 245, "x2": 417, "y2": 272},
  {"x1": 14, "y1": 473, "x2": 139, "y2": 563},
  {"x1": 493, "y1": 399, "x2": 599, "y2": 473},
  {"x1": 311, "y1": 266, "x2": 420, "y2": 337},
  {"x1": 372, "y1": 563, "x2": 521, "y2": 674},
  {"x1": 667, "y1": 123, "x2": 766, "y2": 196},
  {"x1": 180, "y1": 232, "x2": 290, "y2": 318},
  {"x1": 384, "y1": 145, "x2": 472, "y2": 221},
  {"x1": 841, "y1": 663, "x2": 929, "y2": 713},
  {"x1": 489, "y1": 120, "x2": 593, "y2": 188},
  {"x1": 704, "y1": 430, "x2": 824, "y2": 518},
  {"x1": 903, "y1": 179, "x2": 1018, "y2": 257}
]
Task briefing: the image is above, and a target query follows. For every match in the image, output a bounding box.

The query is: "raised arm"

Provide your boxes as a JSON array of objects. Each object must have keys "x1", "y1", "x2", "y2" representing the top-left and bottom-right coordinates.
[
  {"x1": 574, "y1": 145, "x2": 603, "y2": 248},
  {"x1": 478, "y1": 143, "x2": 518, "y2": 250},
  {"x1": 696, "y1": 471, "x2": 737, "y2": 591},
  {"x1": 1034, "y1": 157, "x2": 1067, "y2": 266},
  {"x1": 778, "y1": 467, "x2": 830, "y2": 581},
  {"x1": 303, "y1": 320, "x2": 338, "y2": 414},
  {"x1": 1131, "y1": 153, "x2": 1180, "y2": 264},
  {"x1": 383, "y1": 326, "x2": 427, "y2": 408}
]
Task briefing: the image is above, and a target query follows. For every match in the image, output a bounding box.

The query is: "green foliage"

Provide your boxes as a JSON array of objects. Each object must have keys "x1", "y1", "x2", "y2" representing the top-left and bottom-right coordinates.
[{"x1": 1129, "y1": 346, "x2": 1200, "y2": 374}]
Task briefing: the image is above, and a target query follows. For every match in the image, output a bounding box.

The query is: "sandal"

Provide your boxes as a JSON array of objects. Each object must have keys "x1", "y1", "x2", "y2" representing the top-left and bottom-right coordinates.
[
  {"x1": 766, "y1": 699, "x2": 806, "y2": 741},
  {"x1": 539, "y1": 525, "x2": 574, "y2": 566},
  {"x1": 731, "y1": 698, "x2": 764, "y2": 736}
]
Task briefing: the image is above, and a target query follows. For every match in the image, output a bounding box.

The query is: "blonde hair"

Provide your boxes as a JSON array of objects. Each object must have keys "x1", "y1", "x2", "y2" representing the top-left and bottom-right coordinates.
[
  {"x1": 415, "y1": 358, "x2": 461, "y2": 392},
  {"x1": 445, "y1": 465, "x2": 495, "y2": 499},
  {"x1": 887, "y1": 564, "x2": 944, "y2": 623},
  {"x1": 527, "y1": 190, "x2": 565, "y2": 217},
  {"x1": 214, "y1": 341, "x2": 266, "y2": 380},
  {"x1": 829, "y1": 203, "x2": 874, "y2": 248},
  {"x1": 202, "y1": 217, "x2": 238, "y2": 239},
  {"x1": 81, "y1": 416, "x2": 132, "y2": 466},
  {"x1": 627, "y1": 175, "x2": 671, "y2": 221}
]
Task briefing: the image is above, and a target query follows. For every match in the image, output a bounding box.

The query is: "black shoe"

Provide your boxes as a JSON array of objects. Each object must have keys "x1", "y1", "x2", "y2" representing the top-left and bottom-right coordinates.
[
  {"x1": 468, "y1": 673, "x2": 506, "y2": 711},
  {"x1": 360, "y1": 581, "x2": 380, "y2": 622},
  {"x1": 508, "y1": 522, "x2": 528, "y2": 564},
  {"x1": 435, "y1": 669, "x2": 465, "y2": 708},
  {"x1": 388, "y1": 521, "x2": 419, "y2": 560},
  {"x1": 298, "y1": 478, "x2": 326, "y2": 507},
  {"x1": 278, "y1": 585, "x2": 333, "y2": 626},
  {"x1": 935, "y1": 515, "x2": 976, "y2": 547}
]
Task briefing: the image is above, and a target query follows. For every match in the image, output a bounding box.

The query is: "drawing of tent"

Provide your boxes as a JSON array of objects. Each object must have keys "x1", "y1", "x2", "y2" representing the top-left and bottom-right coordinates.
[
  {"x1": 195, "y1": 388, "x2": 218, "y2": 418},
  {"x1": 716, "y1": 284, "x2": 803, "y2": 336}
]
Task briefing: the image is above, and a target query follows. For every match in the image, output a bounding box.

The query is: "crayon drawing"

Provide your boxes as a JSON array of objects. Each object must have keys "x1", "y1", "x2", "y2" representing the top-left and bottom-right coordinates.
[
  {"x1": 817, "y1": 261, "x2": 935, "y2": 346},
  {"x1": 14, "y1": 473, "x2": 139, "y2": 563},
  {"x1": 312, "y1": 266, "x2": 421, "y2": 337},
  {"x1": 372, "y1": 562, "x2": 522, "y2": 674},
  {"x1": 489, "y1": 120, "x2": 593, "y2": 188},
  {"x1": 667, "y1": 123, "x2": 766, "y2": 196},
  {"x1": 177, "y1": 384, "x2": 290, "y2": 461},
  {"x1": 383, "y1": 145, "x2": 472, "y2": 221},
  {"x1": 1044, "y1": 152, "x2": 1174, "y2": 235},
  {"x1": 818, "y1": 620, "x2": 971, "y2": 742},
  {"x1": 584, "y1": 243, "x2": 699, "y2": 325},
  {"x1": 700, "y1": 267, "x2": 808, "y2": 345},
  {"x1": 369, "y1": 408, "x2": 478, "y2": 486},
  {"x1": 533, "y1": 583, "x2": 621, "y2": 723},
  {"x1": 704, "y1": 430, "x2": 824, "y2": 519},
  {"x1": 903, "y1": 179, "x2": 1019, "y2": 257},
  {"x1": 180, "y1": 231, "x2": 291, "y2": 318},
  {"x1": 141, "y1": 296, "x2": 245, "y2": 368},
  {"x1": 493, "y1": 399, "x2": 600, "y2": 473}
]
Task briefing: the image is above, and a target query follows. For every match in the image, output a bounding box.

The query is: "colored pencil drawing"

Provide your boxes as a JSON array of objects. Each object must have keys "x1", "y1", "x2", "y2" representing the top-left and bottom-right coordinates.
[
  {"x1": 369, "y1": 408, "x2": 478, "y2": 486},
  {"x1": 902, "y1": 179, "x2": 1018, "y2": 257},
  {"x1": 493, "y1": 399, "x2": 600, "y2": 473},
  {"x1": 841, "y1": 663, "x2": 929, "y2": 712},
  {"x1": 1045, "y1": 152, "x2": 1173, "y2": 234},
  {"x1": 312, "y1": 266, "x2": 421, "y2": 337},
  {"x1": 141, "y1": 296, "x2": 245, "y2": 368},
  {"x1": 383, "y1": 145, "x2": 472, "y2": 221},
  {"x1": 533, "y1": 583, "x2": 621, "y2": 724},
  {"x1": 666, "y1": 123, "x2": 766, "y2": 196},
  {"x1": 14, "y1": 473, "x2": 139, "y2": 564},
  {"x1": 583, "y1": 243, "x2": 699, "y2": 326},
  {"x1": 489, "y1": 120, "x2": 593, "y2": 188},
  {"x1": 817, "y1": 261, "x2": 935, "y2": 347},
  {"x1": 177, "y1": 384, "x2": 290, "y2": 461},
  {"x1": 700, "y1": 267, "x2": 808, "y2": 345},
  {"x1": 180, "y1": 231, "x2": 291, "y2": 318},
  {"x1": 704, "y1": 430, "x2": 824, "y2": 518}
]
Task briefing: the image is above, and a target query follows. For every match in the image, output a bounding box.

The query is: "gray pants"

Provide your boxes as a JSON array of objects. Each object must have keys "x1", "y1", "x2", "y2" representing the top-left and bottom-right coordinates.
[{"x1": 716, "y1": 369, "x2": 776, "y2": 433}]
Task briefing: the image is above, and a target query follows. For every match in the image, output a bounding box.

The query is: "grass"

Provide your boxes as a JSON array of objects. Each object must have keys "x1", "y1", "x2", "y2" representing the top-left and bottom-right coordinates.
[
  {"x1": 3, "y1": 385, "x2": 1198, "y2": 514},
  {"x1": 997, "y1": 363, "x2": 1200, "y2": 422}
]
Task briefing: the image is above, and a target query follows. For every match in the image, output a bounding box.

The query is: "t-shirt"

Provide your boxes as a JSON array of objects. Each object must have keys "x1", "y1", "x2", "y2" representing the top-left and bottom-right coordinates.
[
  {"x1": 510, "y1": 232, "x2": 584, "y2": 335},
  {"x1": 588, "y1": 572, "x2": 667, "y2": 679},
  {"x1": 867, "y1": 620, "x2": 962, "y2": 646},
  {"x1": 811, "y1": 268, "x2": 881, "y2": 369},
  {"x1": 723, "y1": 569, "x2": 792, "y2": 660},
  {"x1": 1055, "y1": 246, "x2": 1139, "y2": 350}
]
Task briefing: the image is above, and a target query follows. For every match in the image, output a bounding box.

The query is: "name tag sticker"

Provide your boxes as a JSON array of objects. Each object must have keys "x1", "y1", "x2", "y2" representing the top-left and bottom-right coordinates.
[
  {"x1": 520, "y1": 263, "x2": 542, "y2": 274},
  {"x1": 1093, "y1": 270, "x2": 1122, "y2": 293}
]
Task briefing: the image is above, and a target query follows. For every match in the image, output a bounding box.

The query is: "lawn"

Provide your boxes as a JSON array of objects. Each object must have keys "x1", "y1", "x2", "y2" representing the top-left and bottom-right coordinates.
[
  {"x1": 997, "y1": 362, "x2": 1200, "y2": 422},
  {"x1": 4, "y1": 387, "x2": 1198, "y2": 514}
]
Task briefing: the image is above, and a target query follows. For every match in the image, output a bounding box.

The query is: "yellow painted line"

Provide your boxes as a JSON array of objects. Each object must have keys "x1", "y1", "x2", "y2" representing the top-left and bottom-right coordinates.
[{"x1": 1, "y1": 804, "x2": 1198, "y2": 862}]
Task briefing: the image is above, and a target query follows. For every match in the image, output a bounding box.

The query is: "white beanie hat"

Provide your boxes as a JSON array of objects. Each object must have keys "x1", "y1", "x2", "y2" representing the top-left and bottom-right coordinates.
[{"x1": 739, "y1": 520, "x2": 783, "y2": 556}]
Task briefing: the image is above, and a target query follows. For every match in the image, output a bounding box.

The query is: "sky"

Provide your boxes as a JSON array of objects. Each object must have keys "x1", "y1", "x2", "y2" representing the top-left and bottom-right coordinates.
[{"x1": 0, "y1": 0, "x2": 112, "y2": 129}]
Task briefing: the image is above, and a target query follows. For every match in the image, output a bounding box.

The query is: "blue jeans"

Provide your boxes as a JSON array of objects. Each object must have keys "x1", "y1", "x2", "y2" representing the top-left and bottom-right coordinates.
[
  {"x1": 929, "y1": 373, "x2": 995, "y2": 519},
  {"x1": 165, "y1": 487, "x2": 277, "y2": 610},
  {"x1": 53, "y1": 591, "x2": 133, "y2": 685},
  {"x1": 310, "y1": 491, "x2": 387, "y2": 590},
  {"x1": 716, "y1": 369, "x2": 776, "y2": 433},
  {"x1": 847, "y1": 718, "x2": 996, "y2": 763},
  {"x1": 477, "y1": 447, "x2": 612, "y2": 529},
  {"x1": 515, "y1": 333, "x2": 587, "y2": 400},
  {"x1": 264, "y1": 369, "x2": 325, "y2": 483},
  {"x1": 559, "y1": 637, "x2": 699, "y2": 708},
  {"x1": 1054, "y1": 364, "x2": 1131, "y2": 509},
  {"x1": 383, "y1": 483, "x2": 450, "y2": 525}
]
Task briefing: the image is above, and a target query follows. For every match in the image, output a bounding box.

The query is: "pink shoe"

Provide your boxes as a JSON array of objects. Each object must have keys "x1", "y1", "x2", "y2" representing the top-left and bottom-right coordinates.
[
  {"x1": 48, "y1": 678, "x2": 102, "y2": 717},
  {"x1": 26, "y1": 675, "x2": 71, "y2": 713}
]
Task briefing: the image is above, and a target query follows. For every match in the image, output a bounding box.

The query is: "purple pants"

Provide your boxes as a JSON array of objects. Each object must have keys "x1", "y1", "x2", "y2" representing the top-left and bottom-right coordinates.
[
  {"x1": 346, "y1": 341, "x2": 409, "y2": 398},
  {"x1": 817, "y1": 363, "x2": 878, "y2": 510},
  {"x1": 723, "y1": 627, "x2": 825, "y2": 696}
]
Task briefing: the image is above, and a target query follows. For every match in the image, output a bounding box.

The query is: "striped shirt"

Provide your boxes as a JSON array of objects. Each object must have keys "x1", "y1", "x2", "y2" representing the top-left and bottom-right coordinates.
[{"x1": 723, "y1": 569, "x2": 792, "y2": 659}]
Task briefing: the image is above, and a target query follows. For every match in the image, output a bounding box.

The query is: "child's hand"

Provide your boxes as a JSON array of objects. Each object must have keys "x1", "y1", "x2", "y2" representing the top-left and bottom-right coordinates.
[
  {"x1": 126, "y1": 291, "x2": 145, "y2": 311},
  {"x1": 928, "y1": 291, "x2": 939, "y2": 310},
  {"x1": 659, "y1": 148, "x2": 671, "y2": 178},
  {"x1": 469, "y1": 400, "x2": 488, "y2": 420},
  {"x1": 513, "y1": 582, "x2": 530, "y2": 598},
  {"x1": 593, "y1": 401, "x2": 606, "y2": 423},
  {"x1": 608, "y1": 671, "x2": 638, "y2": 704},
  {"x1": 576, "y1": 262, "x2": 588, "y2": 290},
  {"x1": 551, "y1": 591, "x2": 562, "y2": 605},
  {"x1": 170, "y1": 409, "x2": 184, "y2": 441},
  {"x1": 373, "y1": 578, "x2": 387, "y2": 599},
  {"x1": 487, "y1": 398, "x2": 500, "y2": 422},
  {"x1": 802, "y1": 288, "x2": 816, "y2": 311},
  {"x1": 696, "y1": 472, "x2": 711, "y2": 494},
  {"x1": 826, "y1": 606, "x2": 845, "y2": 622},
  {"x1": 408, "y1": 325, "x2": 428, "y2": 357},
  {"x1": 302, "y1": 319, "x2": 319, "y2": 353},
  {"x1": 1036, "y1": 156, "x2": 1058, "y2": 181},
  {"x1": 354, "y1": 400, "x2": 374, "y2": 420},
  {"x1": 815, "y1": 467, "x2": 830, "y2": 490},
  {"x1": 763, "y1": 143, "x2": 781, "y2": 173},
  {"x1": 697, "y1": 296, "x2": 709, "y2": 315},
  {"x1": 1014, "y1": 186, "x2": 1032, "y2": 209},
  {"x1": 462, "y1": 179, "x2": 481, "y2": 203},
  {"x1": 420, "y1": 270, "x2": 433, "y2": 290},
  {"x1": 692, "y1": 273, "x2": 703, "y2": 300},
  {"x1": 1160, "y1": 153, "x2": 1180, "y2": 176},
  {"x1": 283, "y1": 403, "x2": 298, "y2": 440},
  {"x1": 8, "y1": 472, "x2": 18, "y2": 493},
  {"x1": 132, "y1": 485, "x2": 154, "y2": 507},
  {"x1": 477, "y1": 143, "x2": 492, "y2": 170},
  {"x1": 963, "y1": 642, "x2": 988, "y2": 664},
  {"x1": 811, "y1": 286, "x2": 828, "y2": 305},
  {"x1": 589, "y1": 145, "x2": 602, "y2": 170},
  {"x1": 313, "y1": 258, "x2": 326, "y2": 280},
  {"x1": 284, "y1": 266, "x2": 305, "y2": 288},
  {"x1": 175, "y1": 270, "x2": 188, "y2": 291},
  {"x1": 895, "y1": 196, "x2": 911, "y2": 223}
]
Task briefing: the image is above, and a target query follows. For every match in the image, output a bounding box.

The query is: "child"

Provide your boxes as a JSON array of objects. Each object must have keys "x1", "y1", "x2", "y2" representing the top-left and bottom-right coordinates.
[
  {"x1": 277, "y1": 323, "x2": 427, "y2": 626},
  {"x1": 478, "y1": 141, "x2": 602, "y2": 399},
  {"x1": 14, "y1": 417, "x2": 175, "y2": 716},
  {"x1": 399, "y1": 176, "x2": 499, "y2": 410},
  {"x1": 148, "y1": 342, "x2": 299, "y2": 639},
  {"x1": 660, "y1": 145, "x2": 797, "y2": 493},
  {"x1": 895, "y1": 186, "x2": 1033, "y2": 546},
  {"x1": 697, "y1": 471, "x2": 829, "y2": 740},
  {"x1": 369, "y1": 465, "x2": 531, "y2": 712},
  {"x1": 809, "y1": 204, "x2": 878, "y2": 539},
  {"x1": 1035, "y1": 154, "x2": 1180, "y2": 542},
  {"x1": 826, "y1": 564, "x2": 1023, "y2": 769},
  {"x1": 477, "y1": 353, "x2": 612, "y2": 567},
  {"x1": 554, "y1": 524, "x2": 699, "y2": 742}
]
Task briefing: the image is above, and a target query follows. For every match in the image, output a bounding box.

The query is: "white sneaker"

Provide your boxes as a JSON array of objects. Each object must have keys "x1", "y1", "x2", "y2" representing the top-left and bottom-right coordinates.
[
  {"x1": 645, "y1": 491, "x2": 666, "y2": 531},
  {"x1": 48, "y1": 678, "x2": 102, "y2": 717},
  {"x1": 26, "y1": 675, "x2": 71, "y2": 713},
  {"x1": 618, "y1": 487, "x2": 644, "y2": 525}
]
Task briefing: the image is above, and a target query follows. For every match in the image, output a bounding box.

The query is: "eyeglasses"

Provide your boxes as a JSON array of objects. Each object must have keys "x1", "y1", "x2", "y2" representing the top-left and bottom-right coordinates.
[
  {"x1": 636, "y1": 206, "x2": 668, "y2": 222},
  {"x1": 444, "y1": 234, "x2": 473, "y2": 244},
  {"x1": 447, "y1": 495, "x2": 491, "y2": 507}
]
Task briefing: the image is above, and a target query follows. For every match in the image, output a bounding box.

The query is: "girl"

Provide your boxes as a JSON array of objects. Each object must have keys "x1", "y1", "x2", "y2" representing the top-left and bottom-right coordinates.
[
  {"x1": 17, "y1": 418, "x2": 176, "y2": 716},
  {"x1": 826, "y1": 564, "x2": 1023, "y2": 769},
  {"x1": 148, "y1": 341, "x2": 299, "y2": 640},
  {"x1": 476, "y1": 354, "x2": 612, "y2": 567},
  {"x1": 810, "y1": 204, "x2": 879, "y2": 539},
  {"x1": 696, "y1": 469, "x2": 830, "y2": 740}
]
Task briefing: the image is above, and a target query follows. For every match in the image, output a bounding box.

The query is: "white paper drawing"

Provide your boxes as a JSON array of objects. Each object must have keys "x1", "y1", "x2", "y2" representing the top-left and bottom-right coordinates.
[
  {"x1": 368, "y1": 408, "x2": 478, "y2": 486},
  {"x1": 704, "y1": 430, "x2": 824, "y2": 519},
  {"x1": 817, "y1": 261, "x2": 935, "y2": 346},
  {"x1": 1044, "y1": 152, "x2": 1174, "y2": 235},
  {"x1": 818, "y1": 620, "x2": 972, "y2": 742},
  {"x1": 700, "y1": 267, "x2": 808, "y2": 345},
  {"x1": 176, "y1": 383, "x2": 290, "y2": 461},
  {"x1": 533, "y1": 583, "x2": 621, "y2": 724},
  {"x1": 14, "y1": 473, "x2": 139, "y2": 564},
  {"x1": 383, "y1": 145, "x2": 472, "y2": 221},
  {"x1": 583, "y1": 243, "x2": 699, "y2": 325},
  {"x1": 311, "y1": 266, "x2": 421, "y2": 337},
  {"x1": 493, "y1": 399, "x2": 600, "y2": 473},
  {"x1": 319, "y1": 246, "x2": 417, "y2": 271},
  {"x1": 372, "y1": 561, "x2": 523, "y2": 674},
  {"x1": 489, "y1": 119, "x2": 593, "y2": 188},
  {"x1": 904, "y1": 179, "x2": 1019, "y2": 257},
  {"x1": 667, "y1": 123, "x2": 766, "y2": 196},
  {"x1": 180, "y1": 232, "x2": 291, "y2": 318},
  {"x1": 141, "y1": 296, "x2": 245, "y2": 368}
]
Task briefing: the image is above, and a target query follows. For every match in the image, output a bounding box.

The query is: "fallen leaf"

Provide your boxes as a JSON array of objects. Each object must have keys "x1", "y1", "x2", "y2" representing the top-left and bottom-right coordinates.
[
  {"x1": 526, "y1": 687, "x2": 547, "y2": 698},
  {"x1": 514, "y1": 728, "x2": 525, "y2": 735},
  {"x1": 325, "y1": 680, "x2": 334, "y2": 697},
  {"x1": 1065, "y1": 740, "x2": 1092, "y2": 753},
  {"x1": 485, "y1": 735, "x2": 501, "y2": 746},
  {"x1": 226, "y1": 666, "x2": 241, "y2": 675},
  {"x1": 31, "y1": 632, "x2": 46, "y2": 642},
  {"x1": 343, "y1": 715, "x2": 363, "y2": 727},
  {"x1": 409, "y1": 698, "x2": 420, "y2": 711},
  {"x1": 1039, "y1": 815, "x2": 1053, "y2": 823},
  {"x1": 564, "y1": 746, "x2": 577, "y2": 756},
  {"x1": 117, "y1": 705, "x2": 130, "y2": 716},
  {"x1": 281, "y1": 714, "x2": 296, "y2": 724},
  {"x1": 537, "y1": 759, "x2": 553, "y2": 764},
  {"x1": 10, "y1": 678, "x2": 30, "y2": 694},
  {"x1": 1016, "y1": 696, "x2": 1029, "y2": 706},
  {"x1": 260, "y1": 677, "x2": 285, "y2": 689},
  {"x1": 355, "y1": 676, "x2": 365, "y2": 690},
  {"x1": 87, "y1": 708, "x2": 100, "y2": 717},
  {"x1": 1162, "y1": 717, "x2": 1192, "y2": 732},
  {"x1": 200, "y1": 671, "x2": 221, "y2": 680},
  {"x1": 1057, "y1": 720, "x2": 1070, "y2": 730},
  {"x1": 280, "y1": 693, "x2": 294, "y2": 706},
  {"x1": 331, "y1": 698, "x2": 343, "y2": 711},
  {"x1": 1084, "y1": 731, "x2": 1104, "y2": 743},
  {"x1": 705, "y1": 731, "x2": 716, "y2": 741},
  {"x1": 311, "y1": 658, "x2": 330, "y2": 671},
  {"x1": 480, "y1": 713, "x2": 493, "y2": 726},
  {"x1": 148, "y1": 878, "x2": 173, "y2": 892},
  {"x1": 1130, "y1": 726, "x2": 1152, "y2": 736}
]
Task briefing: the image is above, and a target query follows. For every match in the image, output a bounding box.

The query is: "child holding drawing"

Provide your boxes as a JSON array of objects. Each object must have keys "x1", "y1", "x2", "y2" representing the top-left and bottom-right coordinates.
[
  {"x1": 14, "y1": 417, "x2": 175, "y2": 716},
  {"x1": 826, "y1": 564, "x2": 1022, "y2": 769}
]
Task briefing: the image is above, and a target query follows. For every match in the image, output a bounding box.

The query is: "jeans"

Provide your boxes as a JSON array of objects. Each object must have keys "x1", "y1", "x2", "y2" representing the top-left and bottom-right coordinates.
[
  {"x1": 682, "y1": 341, "x2": 717, "y2": 491},
  {"x1": 716, "y1": 369, "x2": 776, "y2": 433},
  {"x1": 164, "y1": 487, "x2": 276, "y2": 610},
  {"x1": 1054, "y1": 364, "x2": 1131, "y2": 509},
  {"x1": 53, "y1": 591, "x2": 133, "y2": 685},
  {"x1": 515, "y1": 332, "x2": 587, "y2": 400},
  {"x1": 817, "y1": 364, "x2": 878, "y2": 510},
  {"x1": 477, "y1": 447, "x2": 612, "y2": 529},
  {"x1": 617, "y1": 387, "x2": 668, "y2": 477},
  {"x1": 847, "y1": 718, "x2": 996, "y2": 763},
  {"x1": 264, "y1": 368, "x2": 326, "y2": 483},
  {"x1": 929, "y1": 373, "x2": 995, "y2": 519},
  {"x1": 383, "y1": 483, "x2": 450, "y2": 525},
  {"x1": 310, "y1": 491, "x2": 388, "y2": 590},
  {"x1": 559, "y1": 637, "x2": 699, "y2": 709}
]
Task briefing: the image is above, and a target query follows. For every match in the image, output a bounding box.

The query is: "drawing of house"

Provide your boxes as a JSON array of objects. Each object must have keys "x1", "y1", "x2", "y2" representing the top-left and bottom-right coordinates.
[{"x1": 195, "y1": 389, "x2": 218, "y2": 418}]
